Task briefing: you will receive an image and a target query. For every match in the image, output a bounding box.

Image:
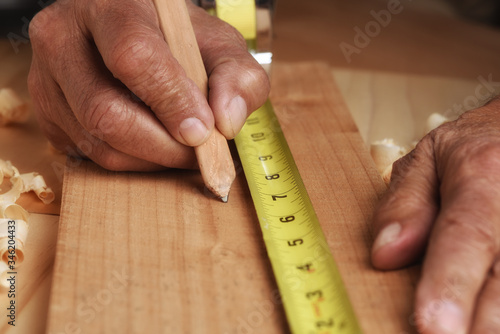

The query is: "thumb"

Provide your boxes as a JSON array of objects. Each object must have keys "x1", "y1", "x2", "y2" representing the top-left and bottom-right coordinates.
[
  {"x1": 188, "y1": 3, "x2": 270, "y2": 139},
  {"x1": 371, "y1": 136, "x2": 440, "y2": 270}
]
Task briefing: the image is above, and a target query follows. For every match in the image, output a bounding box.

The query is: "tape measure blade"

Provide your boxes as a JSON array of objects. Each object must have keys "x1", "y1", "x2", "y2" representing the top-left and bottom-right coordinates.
[{"x1": 235, "y1": 100, "x2": 362, "y2": 333}]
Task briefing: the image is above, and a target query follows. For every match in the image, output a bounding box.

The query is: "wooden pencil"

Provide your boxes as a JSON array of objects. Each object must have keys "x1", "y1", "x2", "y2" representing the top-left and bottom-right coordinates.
[{"x1": 153, "y1": 0, "x2": 236, "y2": 202}]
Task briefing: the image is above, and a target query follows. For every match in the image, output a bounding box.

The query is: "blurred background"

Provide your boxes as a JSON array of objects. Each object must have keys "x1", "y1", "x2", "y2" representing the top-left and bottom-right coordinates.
[
  {"x1": 0, "y1": 0, "x2": 55, "y2": 38},
  {"x1": 1, "y1": 0, "x2": 500, "y2": 38}
]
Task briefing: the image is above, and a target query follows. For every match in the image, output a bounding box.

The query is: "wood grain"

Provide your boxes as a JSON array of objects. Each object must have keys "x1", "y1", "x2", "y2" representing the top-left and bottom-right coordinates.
[
  {"x1": 46, "y1": 62, "x2": 419, "y2": 333},
  {"x1": 270, "y1": 63, "x2": 420, "y2": 333},
  {"x1": 1, "y1": 0, "x2": 500, "y2": 332}
]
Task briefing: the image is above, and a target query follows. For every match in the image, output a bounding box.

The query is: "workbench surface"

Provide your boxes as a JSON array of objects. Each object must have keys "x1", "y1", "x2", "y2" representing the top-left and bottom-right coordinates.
[{"x1": 1, "y1": 0, "x2": 500, "y2": 333}]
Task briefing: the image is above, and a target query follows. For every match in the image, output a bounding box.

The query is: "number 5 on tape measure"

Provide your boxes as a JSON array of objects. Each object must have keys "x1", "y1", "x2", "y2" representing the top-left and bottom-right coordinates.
[{"x1": 235, "y1": 100, "x2": 362, "y2": 334}]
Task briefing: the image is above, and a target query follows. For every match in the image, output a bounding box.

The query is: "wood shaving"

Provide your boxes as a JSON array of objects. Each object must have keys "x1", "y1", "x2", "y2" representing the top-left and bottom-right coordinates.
[
  {"x1": 0, "y1": 160, "x2": 16, "y2": 184},
  {"x1": 0, "y1": 202, "x2": 28, "y2": 221},
  {"x1": 426, "y1": 113, "x2": 451, "y2": 133},
  {"x1": 0, "y1": 159, "x2": 55, "y2": 274},
  {"x1": 15, "y1": 172, "x2": 55, "y2": 204},
  {"x1": 0, "y1": 88, "x2": 29, "y2": 126},
  {"x1": 370, "y1": 139, "x2": 407, "y2": 184},
  {"x1": 0, "y1": 219, "x2": 28, "y2": 281},
  {"x1": 372, "y1": 112, "x2": 452, "y2": 183},
  {"x1": 0, "y1": 262, "x2": 10, "y2": 288}
]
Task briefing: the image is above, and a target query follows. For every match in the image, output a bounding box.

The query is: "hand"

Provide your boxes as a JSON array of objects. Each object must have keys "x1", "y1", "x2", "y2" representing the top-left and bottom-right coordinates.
[
  {"x1": 371, "y1": 97, "x2": 500, "y2": 333},
  {"x1": 28, "y1": 0, "x2": 269, "y2": 171}
]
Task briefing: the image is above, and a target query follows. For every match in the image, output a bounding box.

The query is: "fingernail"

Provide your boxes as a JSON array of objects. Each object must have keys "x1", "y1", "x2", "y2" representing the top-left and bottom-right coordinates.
[
  {"x1": 179, "y1": 117, "x2": 210, "y2": 146},
  {"x1": 435, "y1": 301, "x2": 466, "y2": 334},
  {"x1": 227, "y1": 96, "x2": 247, "y2": 137},
  {"x1": 373, "y1": 222, "x2": 401, "y2": 252}
]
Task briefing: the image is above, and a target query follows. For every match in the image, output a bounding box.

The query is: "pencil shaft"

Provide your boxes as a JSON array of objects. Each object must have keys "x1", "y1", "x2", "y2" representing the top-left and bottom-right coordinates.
[{"x1": 153, "y1": 0, "x2": 235, "y2": 199}]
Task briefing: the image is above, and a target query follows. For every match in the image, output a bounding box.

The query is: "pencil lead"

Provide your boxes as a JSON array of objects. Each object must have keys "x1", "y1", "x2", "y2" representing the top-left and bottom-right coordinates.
[{"x1": 221, "y1": 195, "x2": 228, "y2": 203}]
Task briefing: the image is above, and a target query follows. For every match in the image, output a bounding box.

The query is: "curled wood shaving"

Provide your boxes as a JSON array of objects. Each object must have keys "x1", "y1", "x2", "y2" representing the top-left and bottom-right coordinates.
[
  {"x1": 0, "y1": 219, "x2": 28, "y2": 269},
  {"x1": 0, "y1": 159, "x2": 55, "y2": 274},
  {"x1": 0, "y1": 160, "x2": 16, "y2": 184},
  {"x1": 1, "y1": 166, "x2": 22, "y2": 204},
  {"x1": 0, "y1": 88, "x2": 29, "y2": 126},
  {"x1": 372, "y1": 113, "x2": 454, "y2": 183},
  {"x1": 1, "y1": 163, "x2": 54, "y2": 205},
  {"x1": 0, "y1": 262, "x2": 10, "y2": 288},
  {"x1": 426, "y1": 113, "x2": 451, "y2": 133},
  {"x1": 0, "y1": 202, "x2": 29, "y2": 221},
  {"x1": 370, "y1": 139, "x2": 407, "y2": 184},
  {"x1": 15, "y1": 172, "x2": 55, "y2": 205}
]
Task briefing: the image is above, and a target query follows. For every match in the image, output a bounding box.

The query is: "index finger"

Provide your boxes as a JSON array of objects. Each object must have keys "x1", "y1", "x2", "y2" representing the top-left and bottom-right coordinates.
[{"x1": 78, "y1": 0, "x2": 214, "y2": 147}]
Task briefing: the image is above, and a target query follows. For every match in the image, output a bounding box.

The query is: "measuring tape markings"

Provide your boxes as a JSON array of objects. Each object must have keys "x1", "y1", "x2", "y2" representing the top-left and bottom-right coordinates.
[
  {"x1": 235, "y1": 101, "x2": 361, "y2": 333},
  {"x1": 209, "y1": 1, "x2": 360, "y2": 331}
]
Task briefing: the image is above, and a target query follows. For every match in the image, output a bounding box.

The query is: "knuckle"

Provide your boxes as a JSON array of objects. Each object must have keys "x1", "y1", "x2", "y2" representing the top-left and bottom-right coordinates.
[
  {"x1": 108, "y1": 36, "x2": 154, "y2": 75},
  {"x1": 221, "y1": 23, "x2": 247, "y2": 49},
  {"x1": 210, "y1": 57, "x2": 270, "y2": 112},
  {"x1": 149, "y1": 68, "x2": 189, "y2": 112},
  {"x1": 243, "y1": 65, "x2": 271, "y2": 100},
  {"x1": 29, "y1": 8, "x2": 53, "y2": 42},
  {"x1": 390, "y1": 137, "x2": 434, "y2": 181},
  {"x1": 430, "y1": 111, "x2": 500, "y2": 171},
  {"x1": 200, "y1": 18, "x2": 247, "y2": 52},
  {"x1": 82, "y1": 139, "x2": 128, "y2": 171},
  {"x1": 29, "y1": 5, "x2": 67, "y2": 52},
  {"x1": 466, "y1": 143, "x2": 500, "y2": 172},
  {"x1": 215, "y1": 15, "x2": 248, "y2": 48},
  {"x1": 92, "y1": 150, "x2": 126, "y2": 171},
  {"x1": 429, "y1": 122, "x2": 458, "y2": 153},
  {"x1": 443, "y1": 141, "x2": 500, "y2": 186},
  {"x1": 83, "y1": 96, "x2": 113, "y2": 131},
  {"x1": 89, "y1": 0, "x2": 155, "y2": 29},
  {"x1": 107, "y1": 33, "x2": 171, "y2": 98},
  {"x1": 390, "y1": 155, "x2": 410, "y2": 177},
  {"x1": 443, "y1": 213, "x2": 498, "y2": 257},
  {"x1": 145, "y1": 72, "x2": 196, "y2": 120},
  {"x1": 82, "y1": 95, "x2": 135, "y2": 145},
  {"x1": 86, "y1": 0, "x2": 113, "y2": 20}
]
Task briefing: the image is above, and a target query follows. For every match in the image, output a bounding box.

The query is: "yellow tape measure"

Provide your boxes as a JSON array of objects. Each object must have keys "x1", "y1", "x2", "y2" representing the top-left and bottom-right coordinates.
[
  {"x1": 234, "y1": 101, "x2": 362, "y2": 334},
  {"x1": 215, "y1": 0, "x2": 256, "y2": 40}
]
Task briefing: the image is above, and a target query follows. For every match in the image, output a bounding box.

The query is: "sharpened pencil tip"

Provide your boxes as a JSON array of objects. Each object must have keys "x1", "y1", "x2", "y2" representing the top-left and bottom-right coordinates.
[{"x1": 221, "y1": 196, "x2": 228, "y2": 203}]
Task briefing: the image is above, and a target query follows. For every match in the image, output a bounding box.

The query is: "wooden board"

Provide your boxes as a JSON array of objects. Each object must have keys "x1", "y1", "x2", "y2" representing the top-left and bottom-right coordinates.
[
  {"x1": 1, "y1": 65, "x2": 487, "y2": 334},
  {"x1": 0, "y1": 0, "x2": 499, "y2": 331},
  {"x1": 46, "y1": 62, "x2": 420, "y2": 334}
]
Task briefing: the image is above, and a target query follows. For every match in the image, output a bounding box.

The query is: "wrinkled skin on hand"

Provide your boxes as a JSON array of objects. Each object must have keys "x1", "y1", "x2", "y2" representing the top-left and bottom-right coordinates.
[
  {"x1": 372, "y1": 97, "x2": 500, "y2": 333},
  {"x1": 28, "y1": 0, "x2": 269, "y2": 171}
]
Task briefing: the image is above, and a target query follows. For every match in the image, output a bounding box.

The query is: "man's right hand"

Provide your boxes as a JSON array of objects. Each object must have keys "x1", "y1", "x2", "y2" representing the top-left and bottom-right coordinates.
[{"x1": 28, "y1": 0, "x2": 270, "y2": 171}]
